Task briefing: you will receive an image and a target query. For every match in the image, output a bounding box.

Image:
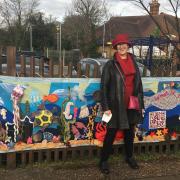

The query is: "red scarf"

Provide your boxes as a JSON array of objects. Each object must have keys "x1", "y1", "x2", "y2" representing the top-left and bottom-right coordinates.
[
  {"x1": 115, "y1": 52, "x2": 136, "y2": 76},
  {"x1": 115, "y1": 52, "x2": 136, "y2": 108}
]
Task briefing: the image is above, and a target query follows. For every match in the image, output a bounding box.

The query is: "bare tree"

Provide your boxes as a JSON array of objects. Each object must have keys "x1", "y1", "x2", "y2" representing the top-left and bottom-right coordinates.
[
  {"x1": 0, "y1": 0, "x2": 39, "y2": 26},
  {"x1": 66, "y1": 0, "x2": 108, "y2": 56},
  {"x1": 70, "y1": 0, "x2": 108, "y2": 25},
  {"x1": 0, "y1": 0, "x2": 39, "y2": 47}
]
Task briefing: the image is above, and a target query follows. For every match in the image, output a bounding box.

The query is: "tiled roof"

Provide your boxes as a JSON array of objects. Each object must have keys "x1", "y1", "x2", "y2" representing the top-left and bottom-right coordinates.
[{"x1": 96, "y1": 13, "x2": 180, "y2": 44}]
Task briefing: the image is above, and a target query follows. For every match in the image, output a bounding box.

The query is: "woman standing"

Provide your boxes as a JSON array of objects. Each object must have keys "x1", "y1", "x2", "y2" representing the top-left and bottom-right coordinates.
[{"x1": 99, "y1": 34, "x2": 144, "y2": 174}]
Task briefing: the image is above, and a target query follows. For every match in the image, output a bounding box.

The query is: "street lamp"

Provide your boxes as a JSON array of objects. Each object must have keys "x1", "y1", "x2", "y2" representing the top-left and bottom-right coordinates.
[
  {"x1": 29, "y1": 25, "x2": 33, "y2": 52},
  {"x1": 102, "y1": 22, "x2": 106, "y2": 57},
  {"x1": 56, "y1": 23, "x2": 62, "y2": 61},
  {"x1": 27, "y1": 24, "x2": 33, "y2": 51}
]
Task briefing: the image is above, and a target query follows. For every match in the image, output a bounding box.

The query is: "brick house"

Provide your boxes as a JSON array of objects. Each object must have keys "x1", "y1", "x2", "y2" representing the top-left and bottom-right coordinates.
[{"x1": 97, "y1": 0, "x2": 180, "y2": 59}]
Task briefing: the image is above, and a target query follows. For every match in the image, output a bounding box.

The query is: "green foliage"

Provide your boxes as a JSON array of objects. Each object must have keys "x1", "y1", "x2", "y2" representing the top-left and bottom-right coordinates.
[
  {"x1": 151, "y1": 26, "x2": 161, "y2": 37},
  {"x1": 0, "y1": 12, "x2": 57, "y2": 50}
]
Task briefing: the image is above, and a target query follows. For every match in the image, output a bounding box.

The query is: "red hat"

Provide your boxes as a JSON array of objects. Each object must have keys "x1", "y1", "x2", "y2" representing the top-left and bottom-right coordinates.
[{"x1": 112, "y1": 34, "x2": 131, "y2": 49}]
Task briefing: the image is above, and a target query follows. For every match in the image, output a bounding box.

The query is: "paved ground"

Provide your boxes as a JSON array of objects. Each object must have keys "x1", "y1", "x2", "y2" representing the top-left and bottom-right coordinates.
[{"x1": 0, "y1": 153, "x2": 180, "y2": 180}]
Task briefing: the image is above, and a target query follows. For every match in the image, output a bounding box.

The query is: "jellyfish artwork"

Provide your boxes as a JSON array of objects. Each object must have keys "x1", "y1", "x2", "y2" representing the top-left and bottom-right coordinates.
[{"x1": 11, "y1": 84, "x2": 24, "y2": 142}]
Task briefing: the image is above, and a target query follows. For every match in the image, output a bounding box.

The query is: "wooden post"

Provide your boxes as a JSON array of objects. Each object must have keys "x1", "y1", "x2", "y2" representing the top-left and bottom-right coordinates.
[
  {"x1": 29, "y1": 151, "x2": 34, "y2": 164},
  {"x1": 54, "y1": 149, "x2": 59, "y2": 162},
  {"x1": 172, "y1": 50, "x2": 178, "y2": 76},
  {"x1": 48, "y1": 59, "x2": 53, "y2": 77},
  {"x1": 93, "y1": 64, "x2": 99, "y2": 78},
  {"x1": 58, "y1": 59, "x2": 64, "y2": 77},
  {"x1": 62, "y1": 149, "x2": 67, "y2": 161},
  {"x1": 67, "y1": 62, "x2": 72, "y2": 78},
  {"x1": 30, "y1": 56, "x2": 35, "y2": 77},
  {"x1": 21, "y1": 152, "x2": 27, "y2": 167},
  {"x1": 6, "y1": 152, "x2": 16, "y2": 169},
  {"x1": 85, "y1": 64, "x2": 90, "y2": 78},
  {"x1": 46, "y1": 150, "x2": 51, "y2": 162},
  {"x1": 20, "y1": 55, "x2": 26, "y2": 77},
  {"x1": 7, "y1": 46, "x2": 16, "y2": 76},
  {"x1": 77, "y1": 63, "x2": 81, "y2": 78},
  {"x1": 39, "y1": 57, "x2": 44, "y2": 77},
  {"x1": 38, "y1": 151, "x2": 43, "y2": 163}
]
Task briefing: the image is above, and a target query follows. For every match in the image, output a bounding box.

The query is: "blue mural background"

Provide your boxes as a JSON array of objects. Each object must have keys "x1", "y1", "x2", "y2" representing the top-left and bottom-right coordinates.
[{"x1": 0, "y1": 76, "x2": 179, "y2": 151}]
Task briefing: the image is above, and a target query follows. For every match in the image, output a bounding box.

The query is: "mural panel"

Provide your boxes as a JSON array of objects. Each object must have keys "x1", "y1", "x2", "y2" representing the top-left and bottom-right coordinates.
[{"x1": 0, "y1": 76, "x2": 179, "y2": 152}]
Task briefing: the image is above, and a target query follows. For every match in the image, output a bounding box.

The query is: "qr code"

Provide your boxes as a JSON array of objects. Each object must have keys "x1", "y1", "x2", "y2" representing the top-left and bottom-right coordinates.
[{"x1": 149, "y1": 111, "x2": 166, "y2": 129}]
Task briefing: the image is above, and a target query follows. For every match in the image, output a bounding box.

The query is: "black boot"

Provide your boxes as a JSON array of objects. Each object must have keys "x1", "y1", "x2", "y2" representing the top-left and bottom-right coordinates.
[
  {"x1": 126, "y1": 157, "x2": 139, "y2": 169},
  {"x1": 99, "y1": 161, "x2": 110, "y2": 174}
]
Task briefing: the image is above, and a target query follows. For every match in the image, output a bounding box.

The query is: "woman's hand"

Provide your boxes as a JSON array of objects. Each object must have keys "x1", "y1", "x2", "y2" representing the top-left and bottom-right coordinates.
[
  {"x1": 104, "y1": 110, "x2": 112, "y2": 115},
  {"x1": 101, "y1": 110, "x2": 112, "y2": 125}
]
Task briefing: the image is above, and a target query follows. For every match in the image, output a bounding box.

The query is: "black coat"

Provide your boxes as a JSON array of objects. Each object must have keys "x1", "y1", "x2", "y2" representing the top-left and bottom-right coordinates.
[{"x1": 100, "y1": 53, "x2": 144, "y2": 129}]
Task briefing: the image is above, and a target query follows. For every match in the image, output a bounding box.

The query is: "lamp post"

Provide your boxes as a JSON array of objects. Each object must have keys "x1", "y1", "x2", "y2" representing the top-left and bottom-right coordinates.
[
  {"x1": 56, "y1": 25, "x2": 59, "y2": 51},
  {"x1": 28, "y1": 24, "x2": 33, "y2": 52},
  {"x1": 56, "y1": 23, "x2": 62, "y2": 61},
  {"x1": 102, "y1": 22, "x2": 106, "y2": 57}
]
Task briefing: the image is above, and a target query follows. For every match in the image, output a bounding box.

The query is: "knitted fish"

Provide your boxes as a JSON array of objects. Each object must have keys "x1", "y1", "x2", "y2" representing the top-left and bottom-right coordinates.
[{"x1": 43, "y1": 94, "x2": 59, "y2": 103}]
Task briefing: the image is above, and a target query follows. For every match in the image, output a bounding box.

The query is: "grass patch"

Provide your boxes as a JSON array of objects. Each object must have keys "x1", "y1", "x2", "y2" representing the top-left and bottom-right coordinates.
[{"x1": 14, "y1": 150, "x2": 180, "y2": 170}]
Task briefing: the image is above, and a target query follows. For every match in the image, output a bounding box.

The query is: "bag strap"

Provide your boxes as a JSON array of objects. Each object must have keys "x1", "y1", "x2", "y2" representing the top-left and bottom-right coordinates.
[{"x1": 114, "y1": 62, "x2": 126, "y2": 86}]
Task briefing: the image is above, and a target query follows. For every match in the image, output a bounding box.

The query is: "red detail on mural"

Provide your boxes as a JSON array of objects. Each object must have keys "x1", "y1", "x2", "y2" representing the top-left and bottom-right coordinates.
[
  {"x1": 150, "y1": 131, "x2": 155, "y2": 137},
  {"x1": 171, "y1": 132, "x2": 177, "y2": 138},
  {"x1": 95, "y1": 123, "x2": 124, "y2": 142},
  {"x1": 74, "y1": 107, "x2": 78, "y2": 118}
]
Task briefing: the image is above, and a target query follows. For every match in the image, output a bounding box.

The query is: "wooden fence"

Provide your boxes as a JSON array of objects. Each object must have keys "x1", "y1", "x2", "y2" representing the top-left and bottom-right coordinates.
[
  {"x1": 0, "y1": 140, "x2": 180, "y2": 169},
  {"x1": 0, "y1": 46, "x2": 179, "y2": 77},
  {"x1": 0, "y1": 47, "x2": 100, "y2": 78}
]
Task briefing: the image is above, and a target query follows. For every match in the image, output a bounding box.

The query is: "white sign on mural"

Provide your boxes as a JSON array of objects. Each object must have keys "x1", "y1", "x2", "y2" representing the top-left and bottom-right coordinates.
[{"x1": 149, "y1": 111, "x2": 166, "y2": 129}]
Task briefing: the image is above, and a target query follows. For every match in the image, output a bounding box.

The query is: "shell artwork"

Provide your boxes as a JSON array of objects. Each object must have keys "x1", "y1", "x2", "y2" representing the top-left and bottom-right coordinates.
[
  {"x1": 79, "y1": 105, "x2": 89, "y2": 119},
  {"x1": 144, "y1": 89, "x2": 180, "y2": 109},
  {"x1": 63, "y1": 102, "x2": 74, "y2": 120},
  {"x1": 0, "y1": 108, "x2": 7, "y2": 120}
]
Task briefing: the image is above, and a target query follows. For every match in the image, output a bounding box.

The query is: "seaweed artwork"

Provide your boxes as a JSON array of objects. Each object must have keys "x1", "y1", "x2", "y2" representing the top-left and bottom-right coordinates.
[
  {"x1": 87, "y1": 104, "x2": 99, "y2": 143},
  {"x1": 60, "y1": 87, "x2": 76, "y2": 146}
]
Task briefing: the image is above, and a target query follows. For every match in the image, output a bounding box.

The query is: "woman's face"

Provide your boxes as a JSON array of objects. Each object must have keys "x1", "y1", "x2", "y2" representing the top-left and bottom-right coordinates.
[{"x1": 116, "y1": 43, "x2": 129, "y2": 56}]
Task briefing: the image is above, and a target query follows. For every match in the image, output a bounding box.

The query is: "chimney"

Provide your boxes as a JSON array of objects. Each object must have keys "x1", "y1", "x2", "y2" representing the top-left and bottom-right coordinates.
[{"x1": 150, "y1": 0, "x2": 160, "y2": 16}]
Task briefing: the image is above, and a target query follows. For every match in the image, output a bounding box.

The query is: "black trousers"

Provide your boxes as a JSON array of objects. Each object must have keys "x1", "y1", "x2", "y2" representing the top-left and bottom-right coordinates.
[{"x1": 100, "y1": 124, "x2": 135, "y2": 162}]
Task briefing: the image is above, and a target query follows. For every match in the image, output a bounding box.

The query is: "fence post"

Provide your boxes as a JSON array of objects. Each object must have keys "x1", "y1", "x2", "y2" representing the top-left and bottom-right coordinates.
[
  {"x1": 39, "y1": 57, "x2": 44, "y2": 77},
  {"x1": 58, "y1": 59, "x2": 63, "y2": 77},
  {"x1": 20, "y1": 55, "x2": 26, "y2": 77},
  {"x1": 85, "y1": 64, "x2": 90, "y2": 77},
  {"x1": 148, "y1": 36, "x2": 154, "y2": 71},
  {"x1": 77, "y1": 63, "x2": 81, "y2": 78},
  {"x1": 48, "y1": 59, "x2": 53, "y2": 77},
  {"x1": 93, "y1": 64, "x2": 99, "y2": 78},
  {"x1": 67, "y1": 62, "x2": 72, "y2": 78},
  {"x1": 6, "y1": 152, "x2": 16, "y2": 169},
  {"x1": 172, "y1": 50, "x2": 178, "y2": 76},
  {"x1": 30, "y1": 57, "x2": 35, "y2": 77},
  {"x1": 7, "y1": 46, "x2": 16, "y2": 76}
]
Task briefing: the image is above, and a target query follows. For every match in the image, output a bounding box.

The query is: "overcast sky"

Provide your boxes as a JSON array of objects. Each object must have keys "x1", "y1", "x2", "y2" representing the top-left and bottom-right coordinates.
[{"x1": 38, "y1": 0, "x2": 179, "y2": 21}]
